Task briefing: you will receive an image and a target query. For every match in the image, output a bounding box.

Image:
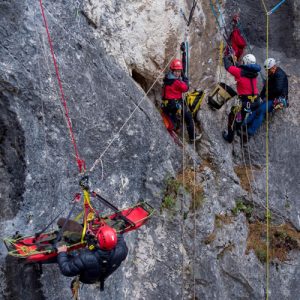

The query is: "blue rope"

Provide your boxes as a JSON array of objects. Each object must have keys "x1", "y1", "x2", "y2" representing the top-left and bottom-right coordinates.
[
  {"x1": 267, "y1": 0, "x2": 286, "y2": 15},
  {"x1": 209, "y1": 0, "x2": 222, "y2": 31},
  {"x1": 215, "y1": 0, "x2": 226, "y2": 29}
]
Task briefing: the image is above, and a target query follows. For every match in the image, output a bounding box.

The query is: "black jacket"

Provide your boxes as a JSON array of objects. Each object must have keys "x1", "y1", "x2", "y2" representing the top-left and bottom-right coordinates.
[
  {"x1": 260, "y1": 67, "x2": 288, "y2": 100},
  {"x1": 57, "y1": 235, "x2": 128, "y2": 284}
]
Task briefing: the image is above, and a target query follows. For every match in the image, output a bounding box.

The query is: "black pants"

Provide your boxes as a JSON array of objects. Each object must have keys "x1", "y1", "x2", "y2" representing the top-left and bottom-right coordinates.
[
  {"x1": 162, "y1": 99, "x2": 195, "y2": 140},
  {"x1": 226, "y1": 98, "x2": 260, "y2": 143}
]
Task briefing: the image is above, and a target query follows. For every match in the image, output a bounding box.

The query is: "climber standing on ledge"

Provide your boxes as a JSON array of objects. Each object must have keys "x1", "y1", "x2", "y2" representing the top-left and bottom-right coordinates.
[
  {"x1": 161, "y1": 58, "x2": 201, "y2": 143},
  {"x1": 222, "y1": 53, "x2": 261, "y2": 143}
]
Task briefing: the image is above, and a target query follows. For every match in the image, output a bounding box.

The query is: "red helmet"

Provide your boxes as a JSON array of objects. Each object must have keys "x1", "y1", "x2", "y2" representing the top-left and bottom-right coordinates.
[
  {"x1": 170, "y1": 59, "x2": 183, "y2": 70},
  {"x1": 96, "y1": 225, "x2": 117, "y2": 250}
]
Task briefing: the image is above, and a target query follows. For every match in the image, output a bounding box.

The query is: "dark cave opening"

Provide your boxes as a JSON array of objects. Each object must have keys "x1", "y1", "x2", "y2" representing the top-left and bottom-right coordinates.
[
  {"x1": 131, "y1": 69, "x2": 162, "y2": 107},
  {"x1": 132, "y1": 69, "x2": 149, "y2": 93}
]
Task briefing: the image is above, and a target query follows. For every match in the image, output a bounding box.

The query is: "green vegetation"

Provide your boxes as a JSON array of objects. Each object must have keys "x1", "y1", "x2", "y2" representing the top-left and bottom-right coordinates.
[
  {"x1": 161, "y1": 177, "x2": 181, "y2": 212},
  {"x1": 255, "y1": 248, "x2": 267, "y2": 263},
  {"x1": 232, "y1": 199, "x2": 253, "y2": 218},
  {"x1": 162, "y1": 195, "x2": 176, "y2": 210},
  {"x1": 161, "y1": 171, "x2": 205, "y2": 214}
]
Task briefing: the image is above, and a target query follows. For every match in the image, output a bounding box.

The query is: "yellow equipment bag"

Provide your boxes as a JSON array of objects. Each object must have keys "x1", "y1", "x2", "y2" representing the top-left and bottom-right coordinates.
[{"x1": 186, "y1": 90, "x2": 205, "y2": 116}]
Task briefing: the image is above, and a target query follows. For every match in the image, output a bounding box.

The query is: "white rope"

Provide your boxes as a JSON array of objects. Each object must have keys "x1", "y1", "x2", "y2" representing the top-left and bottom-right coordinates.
[
  {"x1": 89, "y1": 55, "x2": 176, "y2": 172},
  {"x1": 241, "y1": 125, "x2": 285, "y2": 221},
  {"x1": 192, "y1": 127, "x2": 196, "y2": 300}
]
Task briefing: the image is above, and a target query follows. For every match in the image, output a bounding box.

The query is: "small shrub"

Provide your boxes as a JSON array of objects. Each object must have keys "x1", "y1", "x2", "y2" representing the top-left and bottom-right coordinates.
[
  {"x1": 255, "y1": 248, "x2": 267, "y2": 263},
  {"x1": 160, "y1": 176, "x2": 181, "y2": 212},
  {"x1": 162, "y1": 195, "x2": 176, "y2": 210},
  {"x1": 232, "y1": 199, "x2": 253, "y2": 218}
]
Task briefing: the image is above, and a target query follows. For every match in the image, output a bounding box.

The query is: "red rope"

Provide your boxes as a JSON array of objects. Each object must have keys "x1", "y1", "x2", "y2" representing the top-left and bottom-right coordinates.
[{"x1": 39, "y1": 0, "x2": 85, "y2": 173}]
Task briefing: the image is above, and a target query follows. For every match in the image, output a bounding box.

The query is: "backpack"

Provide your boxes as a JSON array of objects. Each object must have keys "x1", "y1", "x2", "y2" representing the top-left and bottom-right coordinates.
[
  {"x1": 207, "y1": 82, "x2": 237, "y2": 110},
  {"x1": 185, "y1": 90, "x2": 205, "y2": 116}
]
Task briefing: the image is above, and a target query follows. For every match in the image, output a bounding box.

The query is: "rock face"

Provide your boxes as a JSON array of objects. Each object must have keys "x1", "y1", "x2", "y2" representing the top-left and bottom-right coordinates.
[
  {"x1": 0, "y1": 0, "x2": 299, "y2": 300},
  {"x1": 83, "y1": 0, "x2": 187, "y2": 76}
]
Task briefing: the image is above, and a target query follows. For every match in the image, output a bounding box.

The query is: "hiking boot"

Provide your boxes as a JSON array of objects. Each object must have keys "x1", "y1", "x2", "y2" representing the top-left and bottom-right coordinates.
[{"x1": 190, "y1": 133, "x2": 202, "y2": 143}]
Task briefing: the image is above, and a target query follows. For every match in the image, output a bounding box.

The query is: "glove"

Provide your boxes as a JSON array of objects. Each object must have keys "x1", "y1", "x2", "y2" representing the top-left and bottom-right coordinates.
[
  {"x1": 180, "y1": 42, "x2": 185, "y2": 52},
  {"x1": 223, "y1": 55, "x2": 234, "y2": 70},
  {"x1": 182, "y1": 75, "x2": 189, "y2": 84}
]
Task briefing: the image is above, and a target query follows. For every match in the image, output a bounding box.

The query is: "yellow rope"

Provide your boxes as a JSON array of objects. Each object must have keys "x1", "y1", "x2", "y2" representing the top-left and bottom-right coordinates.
[
  {"x1": 181, "y1": 35, "x2": 189, "y2": 299},
  {"x1": 218, "y1": 40, "x2": 224, "y2": 82},
  {"x1": 193, "y1": 135, "x2": 196, "y2": 299},
  {"x1": 181, "y1": 89, "x2": 186, "y2": 300},
  {"x1": 219, "y1": 40, "x2": 224, "y2": 67},
  {"x1": 74, "y1": 211, "x2": 84, "y2": 222},
  {"x1": 261, "y1": 0, "x2": 270, "y2": 298},
  {"x1": 81, "y1": 189, "x2": 95, "y2": 243}
]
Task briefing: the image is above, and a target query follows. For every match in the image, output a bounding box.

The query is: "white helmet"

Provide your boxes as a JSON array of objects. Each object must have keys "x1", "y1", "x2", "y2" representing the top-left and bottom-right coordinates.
[
  {"x1": 264, "y1": 58, "x2": 276, "y2": 69},
  {"x1": 242, "y1": 54, "x2": 256, "y2": 65}
]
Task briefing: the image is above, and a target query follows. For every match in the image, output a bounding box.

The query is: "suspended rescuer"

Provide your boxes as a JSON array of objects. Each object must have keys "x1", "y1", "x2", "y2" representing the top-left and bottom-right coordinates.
[
  {"x1": 161, "y1": 59, "x2": 201, "y2": 143},
  {"x1": 222, "y1": 53, "x2": 261, "y2": 143},
  {"x1": 243, "y1": 58, "x2": 289, "y2": 137},
  {"x1": 57, "y1": 225, "x2": 128, "y2": 291}
]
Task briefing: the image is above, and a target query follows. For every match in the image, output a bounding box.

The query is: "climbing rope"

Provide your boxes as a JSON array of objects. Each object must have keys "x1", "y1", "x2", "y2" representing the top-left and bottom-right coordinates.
[
  {"x1": 267, "y1": 0, "x2": 286, "y2": 15},
  {"x1": 179, "y1": 9, "x2": 201, "y2": 297},
  {"x1": 89, "y1": 55, "x2": 176, "y2": 173},
  {"x1": 34, "y1": 5, "x2": 55, "y2": 229},
  {"x1": 218, "y1": 40, "x2": 224, "y2": 82},
  {"x1": 215, "y1": 0, "x2": 228, "y2": 37},
  {"x1": 39, "y1": 0, "x2": 85, "y2": 173},
  {"x1": 181, "y1": 41, "x2": 186, "y2": 300},
  {"x1": 209, "y1": 0, "x2": 223, "y2": 32},
  {"x1": 240, "y1": 126, "x2": 256, "y2": 201},
  {"x1": 187, "y1": 1, "x2": 198, "y2": 27},
  {"x1": 209, "y1": 0, "x2": 235, "y2": 88},
  {"x1": 192, "y1": 123, "x2": 197, "y2": 300},
  {"x1": 180, "y1": 0, "x2": 198, "y2": 27},
  {"x1": 261, "y1": 0, "x2": 270, "y2": 298}
]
